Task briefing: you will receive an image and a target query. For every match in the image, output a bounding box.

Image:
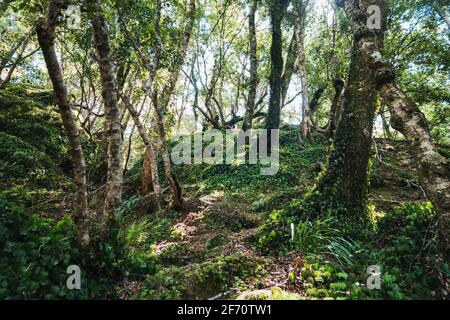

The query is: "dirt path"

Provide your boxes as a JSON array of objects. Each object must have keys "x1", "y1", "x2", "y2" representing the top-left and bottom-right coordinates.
[{"x1": 150, "y1": 192, "x2": 306, "y2": 299}]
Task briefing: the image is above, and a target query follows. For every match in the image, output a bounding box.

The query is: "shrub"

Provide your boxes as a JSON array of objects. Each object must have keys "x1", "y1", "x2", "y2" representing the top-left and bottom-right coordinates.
[{"x1": 0, "y1": 190, "x2": 86, "y2": 299}]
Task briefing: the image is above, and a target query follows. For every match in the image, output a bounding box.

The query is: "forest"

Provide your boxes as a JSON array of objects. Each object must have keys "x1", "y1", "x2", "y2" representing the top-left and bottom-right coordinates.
[{"x1": 0, "y1": 0, "x2": 449, "y2": 301}]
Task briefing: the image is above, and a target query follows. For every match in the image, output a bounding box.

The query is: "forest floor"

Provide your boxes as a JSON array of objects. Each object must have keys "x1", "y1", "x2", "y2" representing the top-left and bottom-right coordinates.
[
  {"x1": 119, "y1": 137, "x2": 433, "y2": 300},
  {"x1": 164, "y1": 193, "x2": 305, "y2": 299},
  {"x1": 2, "y1": 87, "x2": 447, "y2": 300},
  {"x1": 121, "y1": 191, "x2": 308, "y2": 300}
]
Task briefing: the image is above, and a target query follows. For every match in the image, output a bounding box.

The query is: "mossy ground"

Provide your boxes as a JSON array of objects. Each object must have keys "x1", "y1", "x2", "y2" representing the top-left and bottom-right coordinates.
[
  {"x1": 1, "y1": 86, "x2": 448, "y2": 300},
  {"x1": 116, "y1": 126, "x2": 448, "y2": 300}
]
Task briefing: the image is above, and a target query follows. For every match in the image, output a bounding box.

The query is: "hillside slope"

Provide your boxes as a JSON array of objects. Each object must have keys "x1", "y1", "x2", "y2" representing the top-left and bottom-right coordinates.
[
  {"x1": 1, "y1": 87, "x2": 448, "y2": 299},
  {"x1": 119, "y1": 128, "x2": 448, "y2": 300}
]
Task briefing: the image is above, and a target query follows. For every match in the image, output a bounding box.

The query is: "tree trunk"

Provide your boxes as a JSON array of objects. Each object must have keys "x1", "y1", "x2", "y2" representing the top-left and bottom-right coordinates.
[
  {"x1": 146, "y1": 0, "x2": 195, "y2": 209},
  {"x1": 379, "y1": 106, "x2": 393, "y2": 139},
  {"x1": 153, "y1": 92, "x2": 183, "y2": 209},
  {"x1": 243, "y1": 0, "x2": 258, "y2": 131},
  {"x1": 141, "y1": 145, "x2": 159, "y2": 196},
  {"x1": 342, "y1": 0, "x2": 450, "y2": 252},
  {"x1": 281, "y1": 31, "x2": 298, "y2": 107},
  {"x1": 120, "y1": 94, "x2": 161, "y2": 199},
  {"x1": 327, "y1": 78, "x2": 345, "y2": 140},
  {"x1": 296, "y1": 33, "x2": 312, "y2": 140},
  {"x1": 293, "y1": 0, "x2": 313, "y2": 140},
  {"x1": 316, "y1": 39, "x2": 378, "y2": 226},
  {"x1": 36, "y1": 0, "x2": 89, "y2": 244},
  {"x1": 314, "y1": 0, "x2": 386, "y2": 227},
  {"x1": 89, "y1": 0, "x2": 123, "y2": 216},
  {"x1": 266, "y1": 0, "x2": 289, "y2": 130}
]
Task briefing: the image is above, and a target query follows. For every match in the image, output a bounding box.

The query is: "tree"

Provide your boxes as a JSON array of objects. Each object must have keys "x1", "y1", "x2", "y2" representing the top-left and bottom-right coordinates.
[
  {"x1": 311, "y1": 0, "x2": 387, "y2": 228},
  {"x1": 120, "y1": 93, "x2": 161, "y2": 200},
  {"x1": 281, "y1": 31, "x2": 298, "y2": 108},
  {"x1": 89, "y1": 0, "x2": 124, "y2": 217},
  {"x1": 327, "y1": 78, "x2": 345, "y2": 140},
  {"x1": 266, "y1": 0, "x2": 290, "y2": 131},
  {"x1": 36, "y1": 0, "x2": 89, "y2": 244},
  {"x1": 340, "y1": 0, "x2": 450, "y2": 252},
  {"x1": 0, "y1": 30, "x2": 36, "y2": 89},
  {"x1": 292, "y1": 0, "x2": 314, "y2": 140},
  {"x1": 243, "y1": 0, "x2": 258, "y2": 131},
  {"x1": 152, "y1": 0, "x2": 195, "y2": 208}
]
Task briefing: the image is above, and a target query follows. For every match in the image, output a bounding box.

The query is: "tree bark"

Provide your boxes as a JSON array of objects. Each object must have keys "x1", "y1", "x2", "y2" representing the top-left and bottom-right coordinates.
[
  {"x1": 36, "y1": 0, "x2": 89, "y2": 244},
  {"x1": 327, "y1": 78, "x2": 345, "y2": 140},
  {"x1": 89, "y1": 0, "x2": 123, "y2": 216},
  {"x1": 293, "y1": 0, "x2": 313, "y2": 140},
  {"x1": 314, "y1": 0, "x2": 386, "y2": 227},
  {"x1": 316, "y1": 40, "x2": 378, "y2": 226},
  {"x1": 379, "y1": 106, "x2": 393, "y2": 139},
  {"x1": 342, "y1": 0, "x2": 450, "y2": 252},
  {"x1": 243, "y1": 0, "x2": 258, "y2": 131},
  {"x1": 266, "y1": 0, "x2": 289, "y2": 130},
  {"x1": 281, "y1": 31, "x2": 298, "y2": 107},
  {"x1": 120, "y1": 94, "x2": 161, "y2": 199},
  {"x1": 146, "y1": 0, "x2": 196, "y2": 209}
]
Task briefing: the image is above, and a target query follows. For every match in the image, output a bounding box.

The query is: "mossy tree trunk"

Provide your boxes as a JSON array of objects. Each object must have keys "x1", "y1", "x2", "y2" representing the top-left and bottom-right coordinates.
[
  {"x1": 36, "y1": 0, "x2": 89, "y2": 244},
  {"x1": 266, "y1": 0, "x2": 289, "y2": 131},
  {"x1": 327, "y1": 78, "x2": 345, "y2": 141},
  {"x1": 315, "y1": 39, "x2": 378, "y2": 226},
  {"x1": 243, "y1": 0, "x2": 258, "y2": 131},
  {"x1": 341, "y1": 0, "x2": 450, "y2": 253},
  {"x1": 314, "y1": 0, "x2": 386, "y2": 226}
]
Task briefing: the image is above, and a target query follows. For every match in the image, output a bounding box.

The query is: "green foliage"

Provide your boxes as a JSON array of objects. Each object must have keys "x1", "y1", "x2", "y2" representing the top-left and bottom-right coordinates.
[
  {"x1": 136, "y1": 267, "x2": 185, "y2": 300},
  {"x1": 173, "y1": 127, "x2": 326, "y2": 198},
  {"x1": 385, "y1": 0, "x2": 450, "y2": 144},
  {"x1": 1, "y1": 0, "x2": 448, "y2": 300},
  {"x1": 117, "y1": 216, "x2": 168, "y2": 274},
  {"x1": 291, "y1": 219, "x2": 338, "y2": 257},
  {"x1": 0, "y1": 86, "x2": 70, "y2": 167},
  {"x1": 0, "y1": 132, "x2": 64, "y2": 189},
  {"x1": 0, "y1": 189, "x2": 162, "y2": 300},
  {"x1": 137, "y1": 255, "x2": 265, "y2": 300},
  {"x1": 0, "y1": 190, "x2": 85, "y2": 299},
  {"x1": 203, "y1": 205, "x2": 258, "y2": 232},
  {"x1": 257, "y1": 160, "x2": 445, "y2": 301},
  {"x1": 237, "y1": 287, "x2": 304, "y2": 300}
]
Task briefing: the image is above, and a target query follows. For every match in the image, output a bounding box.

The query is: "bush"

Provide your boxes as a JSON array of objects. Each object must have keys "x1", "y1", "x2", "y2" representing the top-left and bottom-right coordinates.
[
  {"x1": 0, "y1": 190, "x2": 161, "y2": 300},
  {"x1": 0, "y1": 190, "x2": 86, "y2": 299}
]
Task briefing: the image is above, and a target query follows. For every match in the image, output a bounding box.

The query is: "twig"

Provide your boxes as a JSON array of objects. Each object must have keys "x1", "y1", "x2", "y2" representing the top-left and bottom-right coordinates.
[{"x1": 208, "y1": 288, "x2": 237, "y2": 300}]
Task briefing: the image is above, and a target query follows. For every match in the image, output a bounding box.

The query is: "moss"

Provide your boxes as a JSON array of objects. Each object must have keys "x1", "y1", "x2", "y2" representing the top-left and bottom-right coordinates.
[
  {"x1": 136, "y1": 255, "x2": 266, "y2": 300},
  {"x1": 236, "y1": 287, "x2": 304, "y2": 300},
  {"x1": 181, "y1": 255, "x2": 265, "y2": 299},
  {"x1": 0, "y1": 85, "x2": 76, "y2": 208},
  {"x1": 0, "y1": 86, "x2": 70, "y2": 167},
  {"x1": 169, "y1": 129, "x2": 324, "y2": 194},
  {"x1": 0, "y1": 132, "x2": 70, "y2": 207}
]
